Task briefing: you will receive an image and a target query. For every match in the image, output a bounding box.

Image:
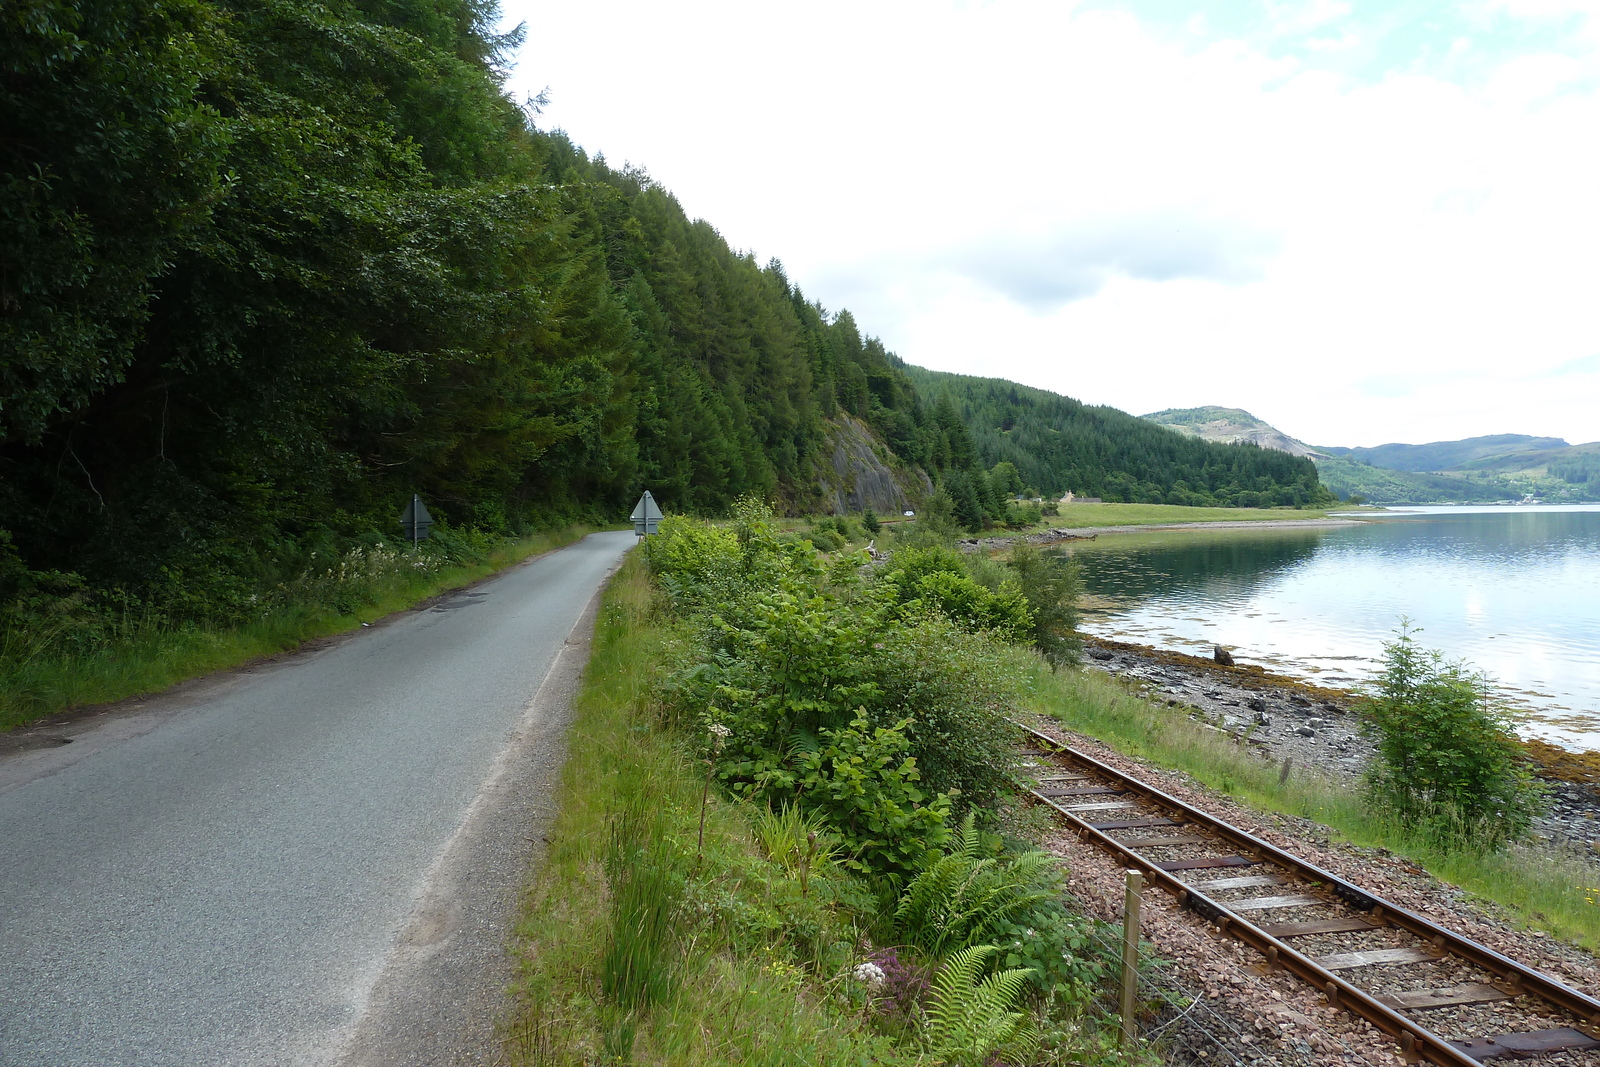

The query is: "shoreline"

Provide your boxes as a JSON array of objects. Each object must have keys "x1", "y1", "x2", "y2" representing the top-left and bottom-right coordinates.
[
  {"x1": 962, "y1": 516, "x2": 1366, "y2": 550},
  {"x1": 1074, "y1": 632, "x2": 1600, "y2": 863}
]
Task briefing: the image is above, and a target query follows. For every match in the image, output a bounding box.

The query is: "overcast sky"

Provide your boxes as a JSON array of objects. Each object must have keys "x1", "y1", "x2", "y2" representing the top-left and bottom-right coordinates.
[{"x1": 497, "y1": 0, "x2": 1600, "y2": 449}]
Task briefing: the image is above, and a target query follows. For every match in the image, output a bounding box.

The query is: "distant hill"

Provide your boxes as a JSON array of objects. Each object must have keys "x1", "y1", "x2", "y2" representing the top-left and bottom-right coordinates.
[
  {"x1": 1136, "y1": 406, "x2": 1600, "y2": 504},
  {"x1": 1310, "y1": 456, "x2": 1519, "y2": 505},
  {"x1": 1320, "y1": 434, "x2": 1569, "y2": 473},
  {"x1": 1142, "y1": 406, "x2": 1326, "y2": 458},
  {"x1": 1448, "y1": 440, "x2": 1600, "y2": 474},
  {"x1": 901, "y1": 371, "x2": 1335, "y2": 508}
]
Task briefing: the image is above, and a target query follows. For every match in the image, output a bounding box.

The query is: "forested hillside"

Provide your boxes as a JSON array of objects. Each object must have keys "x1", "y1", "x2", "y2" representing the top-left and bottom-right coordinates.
[
  {"x1": 0, "y1": 0, "x2": 954, "y2": 610},
  {"x1": 1321, "y1": 435, "x2": 1570, "y2": 472},
  {"x1": 1, "y1": 0, "x2": 1331, "y2": 625},
  {"x1": 904, "y1": 368, "x2": 1334, "y2": 508}
]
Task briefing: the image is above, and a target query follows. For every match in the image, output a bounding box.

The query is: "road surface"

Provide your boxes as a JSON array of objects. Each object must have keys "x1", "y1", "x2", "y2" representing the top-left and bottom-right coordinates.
[{"x1": 0, "y1": 530, "x2": 635, "y2": 1066}]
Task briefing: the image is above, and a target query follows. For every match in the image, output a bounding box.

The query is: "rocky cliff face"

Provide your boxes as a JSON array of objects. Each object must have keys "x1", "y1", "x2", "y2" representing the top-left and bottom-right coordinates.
[{"x1": 817, "y1": 416, "x2": 930, "y2": 515}]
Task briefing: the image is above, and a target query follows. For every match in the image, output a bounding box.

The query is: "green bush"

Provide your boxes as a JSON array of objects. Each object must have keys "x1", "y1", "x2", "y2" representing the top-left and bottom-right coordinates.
[
  {"x1": 1362, "y1": 625, "x2": 1545, "y2": 848},
  {"x1": 880, "y1": 546, "x2": 1033, "y2": 641},
  {"x1": 1008, "y1": 542, "x2": 1081, "y2": 668},
  {"x1": 1003, "y1": 502, "x2": 1041, "y2": 528},
  {"x1": 654, "y1": 510, "x2": 1028, "y2": 879},
  {"x1": 865, "y1": 615, "x2": 1022, "y2": 810},
  {"x1": 810, "y1": 526, "x2": 847, "y2": 552},
  {"x1": 747, "y1": 713, "x2": 953, "y2": 879},
  {"x1": 862, "y1": 509, "x2": 882, "y2": 535}
]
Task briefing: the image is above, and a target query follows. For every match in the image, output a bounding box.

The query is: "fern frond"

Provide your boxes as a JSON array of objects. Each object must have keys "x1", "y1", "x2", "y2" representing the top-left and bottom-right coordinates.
[{"x1": 924, "y1": 944, "x2": 1033, "y2": 1065}]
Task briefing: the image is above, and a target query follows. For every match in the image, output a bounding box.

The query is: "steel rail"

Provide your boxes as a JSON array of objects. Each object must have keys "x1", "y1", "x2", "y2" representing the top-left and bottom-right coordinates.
[{"x1": 1016, "y1": 723, "x2": 1600, "y2": 1065}]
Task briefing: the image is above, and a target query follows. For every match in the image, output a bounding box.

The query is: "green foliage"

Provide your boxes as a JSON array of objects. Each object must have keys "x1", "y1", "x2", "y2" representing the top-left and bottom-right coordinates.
[
  {"x1": 1008, "y1": 542, "x2": 1081, "y2": 668},
  {"x1": 894, "y1": 815, "x2": 1056, "y2": 956},
  {"x1": 1362, "y1": 625, "x2": 1545, "y2": 848},
  {"x1": 601, "y1": 787, "x2": 685, "y2": 1046},
  {"x1": 863, "y1": 614, "x2": 1023, "y2": 811},
  {"x1": 880, "y1": 546, "x2": 1033, "y2": 641},
  {"x1": 922, "y1": 944, "x2": 1036, "y2": 1066},
  {"x1": 861, "y1": 508, "x2": 881, "y2": 535},
  {"x1": 902, "y1": 570, "x2": 1033, "y2": 641},
  {"x1": 904, "y1": 366, "x2": 1336, "y2": 508},
  {"x1": 776, "y1": 713, "x2": 954, "y2": 879},
  {"x1": 1004, "y1": 501, "x2": 1043, "y2": 528},
  {"x1": 893, "y1": 814, "x2": 1108, "y2": 998},
  {"x1": 649, "y1": 512, "x2": 1027, "y2": 875}
]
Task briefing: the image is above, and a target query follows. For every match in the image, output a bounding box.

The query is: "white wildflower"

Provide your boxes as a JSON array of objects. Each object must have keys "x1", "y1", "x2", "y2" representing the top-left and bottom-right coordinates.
[
  {"x1": 852, "y1": 961, "x2": 888, "y2": 991},
  {"x1": 708, "y1": 722, "x2": 732, "y2": 753}
]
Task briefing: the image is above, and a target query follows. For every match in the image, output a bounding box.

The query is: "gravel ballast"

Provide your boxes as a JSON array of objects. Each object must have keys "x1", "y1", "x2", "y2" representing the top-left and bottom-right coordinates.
[{"x1": 1022, "y1": 716, "x2": 1600, "y2": 1066}]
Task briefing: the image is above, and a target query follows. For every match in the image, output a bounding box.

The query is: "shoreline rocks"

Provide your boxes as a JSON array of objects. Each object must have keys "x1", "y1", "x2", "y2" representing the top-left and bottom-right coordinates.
[{"x1": 1078, "y1": 634, "x2": 1600, "y2": 866}]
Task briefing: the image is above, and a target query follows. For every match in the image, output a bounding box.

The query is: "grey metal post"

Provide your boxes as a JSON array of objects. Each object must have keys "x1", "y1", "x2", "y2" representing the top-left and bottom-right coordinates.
[{"x1": 1120, "y1": 869, "x2": 1142, "y2": 1049}]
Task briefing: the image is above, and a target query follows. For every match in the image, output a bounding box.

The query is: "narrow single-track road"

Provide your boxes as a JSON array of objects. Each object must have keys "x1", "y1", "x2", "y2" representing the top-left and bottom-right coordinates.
[{"x1": 0, "y1": 530, "x2": 634, "y2": 1067}]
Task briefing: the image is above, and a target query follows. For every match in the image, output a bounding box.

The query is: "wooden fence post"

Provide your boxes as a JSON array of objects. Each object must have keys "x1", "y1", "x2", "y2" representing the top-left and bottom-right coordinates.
[{"x1": 1121, "y1": 869, "x2": 1143, "y2": 1049}]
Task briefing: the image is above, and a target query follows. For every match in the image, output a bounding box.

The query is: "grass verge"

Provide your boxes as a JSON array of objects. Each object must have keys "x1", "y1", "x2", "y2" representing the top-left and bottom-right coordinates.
[
  {"x1": 0, "y1": 525, "x2": 599, "y2": 733},
  {"x1": 505, "y1": 555, "x2": 916, "y2": 1066},
  {"x1": 1045, "y1": 502, "x2": 1332, "y2": 528},
  {"x1": 1023, "y1": 660, "x2": 1600, "y2": 951}
]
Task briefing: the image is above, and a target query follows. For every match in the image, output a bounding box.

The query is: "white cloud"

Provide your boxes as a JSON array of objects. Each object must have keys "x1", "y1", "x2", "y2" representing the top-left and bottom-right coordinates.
[
  {"x1": 497, "y1": 0, "x2": 1600, "y2": 448},
  {"x1": 951, "y1": 212, "x2": 1280, "y2": 309}
]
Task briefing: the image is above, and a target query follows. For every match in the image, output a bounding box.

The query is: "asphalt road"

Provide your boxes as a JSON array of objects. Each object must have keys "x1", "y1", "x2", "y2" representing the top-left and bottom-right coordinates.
[{"x1": 0, "y1": 530, "x2": 635, "y2": 1066}]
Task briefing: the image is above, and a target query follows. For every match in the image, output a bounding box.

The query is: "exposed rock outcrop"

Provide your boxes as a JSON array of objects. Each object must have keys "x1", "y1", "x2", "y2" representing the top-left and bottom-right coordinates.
[
  {"x1": 817, "y1": 415, "x2": 930, "y2": 515},
  {"x1": 1142, "y1": 405, "x2": 1327, "y2": 459}
]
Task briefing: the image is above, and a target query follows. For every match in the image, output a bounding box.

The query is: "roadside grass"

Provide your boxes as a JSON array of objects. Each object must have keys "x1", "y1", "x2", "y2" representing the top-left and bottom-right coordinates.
[
  {"x1": 506, "y1": 556, "x2": 914, "y2": 1066},
  {"x1": 0, "y1": 526, "x2": 600, "y2": 733},
  {"x1": 1045, "y1": 502, "x2": 1332, "y2": 528},
  {"x1": 1023, "y1": 659, "x2": 1600, "y2": 952}
]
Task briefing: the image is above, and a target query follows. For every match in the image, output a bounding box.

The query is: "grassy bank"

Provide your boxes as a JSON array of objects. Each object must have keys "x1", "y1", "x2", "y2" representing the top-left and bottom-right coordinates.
[
  {"x1": 506, "y1": 556, "x2": 916, "y2": 1065},
  {"x1": 1024, "y1": 661, "x2": 1600, "y2": 951},
  {"x1": 507, "y1": 552, "x2": 1137, "y2": 1067},
  {"x1": 0, "y1": 525, "x2": 599, "y2": 733},
  {"x1": 1047, "y1": 502, "x2": 1333, "y2": 528}
]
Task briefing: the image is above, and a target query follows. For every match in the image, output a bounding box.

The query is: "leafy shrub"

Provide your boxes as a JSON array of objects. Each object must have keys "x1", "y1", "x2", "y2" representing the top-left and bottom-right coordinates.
[
  {"x1": 641, "y1": 515, "x2": 739, "y2": 599},
  {"x1": 1008, "y1": 542, "x2": 1081, "y2": 668},
  {"x1": 880, "y1": 546, "x2": 1033, "y2": 641},
  {"x1": 657, "y1": 512, "x2": 1026, "y2": 877},
  {"x1": 862, "y1": 509, "x2": 882, "y2": 535},
  {"x1": 865, "y1": 616, "x2": 1022, "y2": 810},
  {"x1": 1004, "y1": 502, "x2": 1041, "y2": 528},
  {"x1": 1362, "y1": 625, "x2": 1545, "y2": 848},
  {"x1": 745, "y1": 714, "x2": 953, "y2": 879},
  {"x1": 810, "y1": 526, "x2": 847, "y2": 552},
  {"x1": 904, "y1": 570, "x2": 1033, "y2": 641}
]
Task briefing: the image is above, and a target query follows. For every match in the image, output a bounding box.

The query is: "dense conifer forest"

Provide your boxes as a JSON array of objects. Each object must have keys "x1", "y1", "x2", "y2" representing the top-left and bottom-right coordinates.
[
  {"x1": 903, "y1": 367, "x2": 1335, "y2": 509},
  {"x1": 1, "y1": 0, "x2": 1330, "y2": 621}
]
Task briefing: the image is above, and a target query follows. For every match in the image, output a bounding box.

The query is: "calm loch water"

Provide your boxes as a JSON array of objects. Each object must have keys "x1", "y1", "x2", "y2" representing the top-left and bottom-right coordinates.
[{"x1": 1067, "y1": 506, "x2": 1600, "y2": 752}]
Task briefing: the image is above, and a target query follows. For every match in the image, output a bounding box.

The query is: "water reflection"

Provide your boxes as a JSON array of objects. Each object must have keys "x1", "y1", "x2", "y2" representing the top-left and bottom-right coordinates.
[{"x1": 1065, "y1": 506, "x2": 1600, "y2": 751}]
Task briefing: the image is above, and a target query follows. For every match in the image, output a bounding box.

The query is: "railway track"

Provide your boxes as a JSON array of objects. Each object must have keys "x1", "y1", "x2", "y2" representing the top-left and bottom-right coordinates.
[{"x1": 1017, "y1": 723, "x2": 1600, "y2": 1065}]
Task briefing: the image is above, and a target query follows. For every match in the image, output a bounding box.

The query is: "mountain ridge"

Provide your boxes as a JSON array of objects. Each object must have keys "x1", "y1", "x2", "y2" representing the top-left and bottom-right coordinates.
[{"x1": 1138, "y1": 406, "x2": 1600, "y2": 504}]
